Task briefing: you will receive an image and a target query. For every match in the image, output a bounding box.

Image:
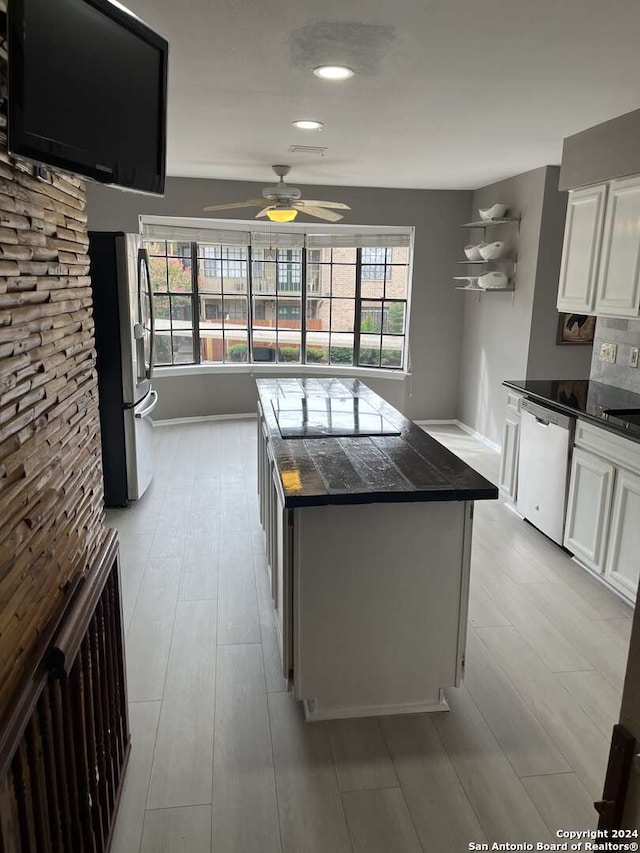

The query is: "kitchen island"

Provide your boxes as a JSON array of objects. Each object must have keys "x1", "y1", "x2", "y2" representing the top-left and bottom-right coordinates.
[{"x1": 256, "y1": 378, "x2": 497, "y2": 721}]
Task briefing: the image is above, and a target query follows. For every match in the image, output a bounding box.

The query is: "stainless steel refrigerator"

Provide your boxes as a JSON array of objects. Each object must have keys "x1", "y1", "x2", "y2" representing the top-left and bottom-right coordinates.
[{"x1": 89, "y1": 232, "x2": 158, "y2": 507}]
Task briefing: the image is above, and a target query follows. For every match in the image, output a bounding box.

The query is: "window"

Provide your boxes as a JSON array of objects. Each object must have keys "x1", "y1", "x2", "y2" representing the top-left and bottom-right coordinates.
[{"x1": 145, "y1": 236, "x2": 411, "y2": 370}]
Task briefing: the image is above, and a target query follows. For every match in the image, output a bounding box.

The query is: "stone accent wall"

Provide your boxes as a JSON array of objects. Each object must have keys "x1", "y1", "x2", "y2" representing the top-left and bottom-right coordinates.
[
  {"x1": 0, "y1": 133, "x2": 107, "y2": 714},
  {"x1": 590, "y1": 317, "x2": 640, "y2": 394}
]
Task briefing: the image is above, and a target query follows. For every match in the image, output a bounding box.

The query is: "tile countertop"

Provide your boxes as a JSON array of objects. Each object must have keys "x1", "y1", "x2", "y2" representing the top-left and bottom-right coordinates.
[
  {"x1": 257, "y1": 377, "x2": 498, "y2": 508},
  {"x1": 504, "y1": 379, "x2": 640, "y2": 444}
]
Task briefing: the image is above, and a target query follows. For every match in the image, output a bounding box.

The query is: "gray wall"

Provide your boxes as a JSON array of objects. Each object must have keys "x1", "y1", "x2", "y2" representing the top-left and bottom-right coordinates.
[
  {"x1": 87, "y1": 177, "x2": 471, "y2": 421},
  {"x1": 526, "y1": 167, "x2": 593, "y2": 380},
  {"x1": 457, "y1": 168, "x2": 547, "y2": 446},
  {"x1": 457, "y1": 166, "x2": 591, "y2": 446},
  {"x1": 559, "y1": 108, "x2": 640, "y2": 191},
  {"x1": 590, "y1": 317, "x2": 640, "y2": 394}
]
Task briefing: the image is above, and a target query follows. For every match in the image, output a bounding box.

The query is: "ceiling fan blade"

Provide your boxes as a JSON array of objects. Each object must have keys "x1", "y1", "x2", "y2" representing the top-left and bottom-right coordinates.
[
  {"x1": 294, "y1": 204, "x2": 343, "y2": 222},
  {"x1": 296, "y1": 200, "x2": 351, "y2": 210},
  {"x1": 255, "y1": 207, "x2": 274, "y2": 218},
  {"x1": 203, "y1": 199, "x2": 264, "y2": 211}
]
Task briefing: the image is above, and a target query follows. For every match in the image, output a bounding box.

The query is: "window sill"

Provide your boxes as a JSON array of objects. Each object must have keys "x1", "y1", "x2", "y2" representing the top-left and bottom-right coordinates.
[{"x1": 153, "y1": 363, "x2": 410, "y2": 381}]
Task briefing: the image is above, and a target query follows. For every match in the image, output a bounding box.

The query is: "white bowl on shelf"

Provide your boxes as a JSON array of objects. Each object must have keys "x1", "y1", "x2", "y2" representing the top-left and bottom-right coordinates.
[
  {"x1": 464, "y1": 242, "x2": 485, "y2": 260},
  {"x1": 478, "y1": 271, "x2": 508, "y2": 290},
  {"x1": 479, "y1": 203, "x2": 507, "y2": 221},
  {"x1": 479, "y1": 240, "x2": 506, "y2": 260}
]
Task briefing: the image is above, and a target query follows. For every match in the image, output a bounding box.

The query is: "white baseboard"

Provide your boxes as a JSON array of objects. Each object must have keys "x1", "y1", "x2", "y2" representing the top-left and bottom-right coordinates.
[
  {"x1": 152, "y1": 412, "x2": 256, "y2": 427},
  {"x1": 415, "y1": 418, "x2": 501, "y2": 454}
]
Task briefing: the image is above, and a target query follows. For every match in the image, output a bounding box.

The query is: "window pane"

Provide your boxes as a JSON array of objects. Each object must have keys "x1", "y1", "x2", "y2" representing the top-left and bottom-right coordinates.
[
  {"x1": 225, "y1": 332, "x2": 249, "y2": 363},
  {"x1": 383, "y1": 301, "x2": 406, "y2": 334},
  {"x1": 360, "y1": 300, "x2": 383, "y2": 334},
  {"x1": 166, "y1": 257, "x2": 192, "y2": 292},
  {"x1": 222, "y1": 260, "x2": 248, "y2": 289},
  {"x1": 277, "y1": 331, "x2": 301, "y2": 363},
  {"x1": 198, "y1": 259, "x2": 221, "y2": 292},
  {"x1": 361, "y1": 264, "x2": 385, "y2": 281},
  {"x1": 253, "y1": 260, "x2": 276, "y2": 294},
  {"x1": 385, "y1": 265, "x2": 409, "y2": 299},
  {"x1": 277, "y1": 299, "x2": 302, "y2": 330},
  {"x1": 391, "y1": 246, "x2": 409, "y2": 264},
  {"x1": 277, "y1": 248, "x2": 302, "y2": 263},
  {"x1": 359, "y1": 334, "x2": 381, "y2": 367},
  {"x1": 200, "y1": 328, "x2": 223, "y2": 363},
  {"x1": 277, "y1": 263, "x2": 302, "y2": 293},
  {"x1": 149, "y1": 256, "x2": 168, "y2": 292},
  {"x1": 253, "y1": 296, "x2": 276, "y2": 328},
  {"x1": 331, "y1": 265, "x2": 356, "y2": 297},
  {"x1": 307, "y1": 263, "x2": 332, "y2": 297},
  {"x1": 362, "y1": 247, "x2": 385, "y2": 265},
  {"x1": 330, "y1": 333, "x2": 354, "y2": 365},
  {"x1": 252, "y1": 248, "x2": 277, "y2": 262},
  {"x1": 197, "y1": 243, "x2": 222, "y2": 259},
  {"x1": 382, "y1": 335, "x2": 404, "y2": 368},
  {"x1": 306, "y1": 331, "x2": 329, "y2": 364},
  {"x1": 170, "y1": 294, "x2": 193, "y2": 323},
  {"x1": 307, "y1": 296, "x2": 329, "y2": 332},
  {"x1": 332, "y1": 247, "x2": 356, "y2": 263},
  {"x1": 200, "y1": 294, "x2": 223, "y2": 325},
  {"x1": 173, "y1": 331, "x2": 195, "y2": 364},
  {"x1": 331, "y1": 299, "x2": 355, "y2": 332},
  {"x1": 223, "y1": 295, "x2": 248, "y2": 325},
  {"x1": 154, "y1": 294, "x2": 170, "y2": 321},
  {"x1": 166, "y1": 241, "x2": 191, "y2": 258},
  {"x1": 154, "y1": 331, "x2": 172, "y2": 365},
  {"x1": 361, "y1": 278, "x2": 384, "y2": 299}
]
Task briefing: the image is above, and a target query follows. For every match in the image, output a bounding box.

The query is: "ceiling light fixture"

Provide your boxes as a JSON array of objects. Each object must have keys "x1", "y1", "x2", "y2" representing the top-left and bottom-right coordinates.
[
  {"x1": 313, "y1": 65, "x2": 354, "y2": 81},
  {"x1": 292, "y1": 119, "x2": 324, "y2": 131},
  {"x1": 266, "y1": 207, "x2": 298, "y2": 223}
]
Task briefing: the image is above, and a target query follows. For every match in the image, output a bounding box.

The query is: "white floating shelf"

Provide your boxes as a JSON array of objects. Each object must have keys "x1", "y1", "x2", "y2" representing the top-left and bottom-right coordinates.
[
  {"x1": 453, "y1": 275, "x2": 480, "y2": 281},
  {"x1": 460, "y1": 218, "x2": 519, "y2": 228},
  {"x1": 456, "y1": 259, "x2": 489, "y2": 265},
  {"x1": 455, "y1": 284, "x2": 515, "y2": 293}
]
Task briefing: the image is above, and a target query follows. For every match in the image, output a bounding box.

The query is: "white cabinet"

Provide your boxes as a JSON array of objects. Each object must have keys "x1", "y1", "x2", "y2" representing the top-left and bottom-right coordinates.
[
  {"x1": 565, "y1": 421, "x2": 640, "y2": 603},
  {"x1": 604, "y1": 468, "x2": 640, "y2": 599},
  {"x1": 498, "y1": 390, "x2": 522, "y2": 503},
  {"x1": 595, "y1": 175, "x2": 640, "y2": 316},
  {"x1": 564, "y1": 448, "x2": 614, "y2": 573},
  {"x1": 557, "y1": 184, "x2": 607, "y2": 313}
]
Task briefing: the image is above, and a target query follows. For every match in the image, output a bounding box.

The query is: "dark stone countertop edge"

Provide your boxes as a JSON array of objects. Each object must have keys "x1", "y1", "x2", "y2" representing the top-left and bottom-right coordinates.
[
  {"x1": 258, "y1": 378, "x2": 498, "y2": 507},
  {"x1": 503, "y1": 379, "x2": 640, "y2": 445}
]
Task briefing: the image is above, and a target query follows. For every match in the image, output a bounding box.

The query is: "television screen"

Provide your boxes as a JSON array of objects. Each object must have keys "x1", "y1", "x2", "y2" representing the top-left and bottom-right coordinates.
[{"x1": 8, "y1": 0, "x2": 168, "y2": 194}]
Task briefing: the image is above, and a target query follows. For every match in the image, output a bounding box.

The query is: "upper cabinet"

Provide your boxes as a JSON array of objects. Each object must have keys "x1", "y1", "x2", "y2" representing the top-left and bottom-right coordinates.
[
  {"x1": 557, "y1": 175, "x2": 640, "y2": 317},
  {"x1": 595, "y1": 175, "x2": 640, "y2": 316},
  {"x1": 557, "y1": 185, "x2": 606, "y2": 313}
]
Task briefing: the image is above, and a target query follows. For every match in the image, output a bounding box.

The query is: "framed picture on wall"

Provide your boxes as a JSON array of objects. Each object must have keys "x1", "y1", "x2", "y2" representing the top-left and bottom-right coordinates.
[{"x1": 556, "y1": 313, "x2": 597, "y2": 345}]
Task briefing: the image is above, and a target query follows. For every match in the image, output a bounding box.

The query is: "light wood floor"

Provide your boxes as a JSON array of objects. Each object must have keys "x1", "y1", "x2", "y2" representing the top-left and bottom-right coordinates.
[{"x1": 106, "y1": 419, "x2": 633, "y2": 853}]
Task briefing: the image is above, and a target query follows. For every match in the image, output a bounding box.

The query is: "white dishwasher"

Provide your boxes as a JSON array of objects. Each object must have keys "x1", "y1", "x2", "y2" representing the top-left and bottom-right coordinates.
[{"x1": 517, "y1": 398, "x2": 574, "y2": 545}]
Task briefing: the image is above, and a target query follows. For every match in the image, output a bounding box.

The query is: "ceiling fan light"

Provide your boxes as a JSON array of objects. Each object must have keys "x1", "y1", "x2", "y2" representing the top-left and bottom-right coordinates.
[
  {"x1": 313, "y1": 65, "x2": 354, "y2": 81},
  {"x1": 292, "y1": 119, "x2": 324, "y2": 131},
  {"x1": 266, "y1": 208, "x2": 298, "y2": 223}
]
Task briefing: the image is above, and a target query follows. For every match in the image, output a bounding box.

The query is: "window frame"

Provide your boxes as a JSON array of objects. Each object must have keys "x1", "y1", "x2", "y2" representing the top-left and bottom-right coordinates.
[{"x1": 146, "y1": 239, "x2": 410, "y2": 371}]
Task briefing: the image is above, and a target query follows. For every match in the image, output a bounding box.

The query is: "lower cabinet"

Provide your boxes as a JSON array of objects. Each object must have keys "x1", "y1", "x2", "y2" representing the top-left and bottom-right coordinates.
[
  {"x1": 499, "y1": 390, "x2": 523, "y2": 503},
  {"x1": 564, "y1": 421, "x2": 640, "y2": 603},
  {"x1": 564, "y1": 448, "x2": 614, "y2": 573},
  {"x1": 604, "y1": 468, "x2": 640, "y2": 600}
]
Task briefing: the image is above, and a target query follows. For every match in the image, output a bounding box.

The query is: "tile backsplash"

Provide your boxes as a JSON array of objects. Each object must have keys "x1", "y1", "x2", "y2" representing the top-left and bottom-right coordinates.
[{"x1": 590, "y1": 317, "x2": 640, "y2": 392}]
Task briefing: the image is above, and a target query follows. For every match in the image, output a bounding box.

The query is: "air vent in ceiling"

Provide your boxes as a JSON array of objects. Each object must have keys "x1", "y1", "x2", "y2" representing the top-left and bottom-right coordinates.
[{"x1": 288, "y1": 145, "x2": 327, "y2": 156}]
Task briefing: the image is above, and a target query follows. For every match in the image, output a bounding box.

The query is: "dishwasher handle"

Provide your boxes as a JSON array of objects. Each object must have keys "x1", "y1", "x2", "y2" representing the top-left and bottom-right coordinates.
[{"x1": 521, "y1": 397, "x2": 573, "y2": 430}]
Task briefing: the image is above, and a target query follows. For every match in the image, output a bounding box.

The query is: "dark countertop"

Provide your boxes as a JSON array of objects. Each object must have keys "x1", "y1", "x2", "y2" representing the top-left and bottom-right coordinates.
[
  {"x1": 257, "y1": 378, "x2": 498, "y2": 508},
  {"x1": 504, "y1": 379, "x2": 640, "y2": 444}
]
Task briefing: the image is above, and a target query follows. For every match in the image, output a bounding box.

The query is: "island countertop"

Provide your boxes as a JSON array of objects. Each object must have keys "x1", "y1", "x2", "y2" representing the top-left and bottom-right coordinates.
[{"x1": 256, "y1": 378, "x2": 497, "y2": 507}]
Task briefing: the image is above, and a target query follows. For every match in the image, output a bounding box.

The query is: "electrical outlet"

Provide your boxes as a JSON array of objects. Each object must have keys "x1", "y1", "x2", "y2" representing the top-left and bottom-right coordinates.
[
  {"x1": 630, "y1": 347, "x2": 639, "y2": 368},
  {"x1": 600, "y1": 342, "x2": 618, "y2": 364}
]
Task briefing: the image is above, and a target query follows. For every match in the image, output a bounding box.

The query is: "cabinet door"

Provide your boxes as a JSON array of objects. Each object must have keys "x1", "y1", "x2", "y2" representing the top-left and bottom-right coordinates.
[
  {"x1": 564, "y1": 448, "x2": 614, "y2": 573},
  {"x1": 596, "y1": 175, "x2": 640, "y2": 316},
  {"x1": 498, "y1": 413, "x2": 520, "y2": 502},
  {"x1": 604, "y1": 468, "x2": 640, "y2": 601},
  {"x1": 272, "y1": 469, "x2": 293, "y2": 679},
  {"x1": 557, "y1": 184, "x2": 607, "y2": 313}
]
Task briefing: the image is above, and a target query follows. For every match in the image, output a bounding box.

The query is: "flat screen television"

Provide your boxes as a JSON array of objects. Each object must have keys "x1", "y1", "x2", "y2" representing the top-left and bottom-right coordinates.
[{"x1": 8, "y1": 0, "x2": 168, "y2": 195}]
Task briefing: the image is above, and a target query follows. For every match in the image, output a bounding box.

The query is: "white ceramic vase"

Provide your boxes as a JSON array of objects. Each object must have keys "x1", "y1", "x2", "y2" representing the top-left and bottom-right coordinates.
[
  {"x1": 478, "y1": 203, "x2": 507, "y2": 221},
  {"x1": 477, "y1": 271, "x2": 508, "y2": 289},
  {"x1": 464, "y1": 243, "x2": 485, "y2": 261},
  {"x1": 479, "y1": 241, "x2": 506, "y2": 260}
]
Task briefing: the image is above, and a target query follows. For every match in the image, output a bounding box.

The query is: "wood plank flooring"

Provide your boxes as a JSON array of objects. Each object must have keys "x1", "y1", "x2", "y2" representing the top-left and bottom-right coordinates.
[{"x1": 107, "y1": 419, "x2": 633, "y2": 852}]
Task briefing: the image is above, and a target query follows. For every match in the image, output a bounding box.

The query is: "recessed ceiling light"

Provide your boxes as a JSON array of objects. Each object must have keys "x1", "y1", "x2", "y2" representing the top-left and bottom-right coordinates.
[
  {"x1": 292, "y1": 119, "x2": 324, "y2": 131},
  {"x1": 313, "y1": 65, "x2": 354, "y2": 81}
]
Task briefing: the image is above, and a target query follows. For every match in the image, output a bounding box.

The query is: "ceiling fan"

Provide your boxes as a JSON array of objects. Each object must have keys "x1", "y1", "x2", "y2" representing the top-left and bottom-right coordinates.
[{"x1": 203, "y1": 165, "x2": 350, "y2": 223}]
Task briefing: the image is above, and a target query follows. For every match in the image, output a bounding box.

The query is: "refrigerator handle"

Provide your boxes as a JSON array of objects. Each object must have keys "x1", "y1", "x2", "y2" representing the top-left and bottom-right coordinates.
[{"x1": 138, "y1": 247, "x2": 155, "y2": 381}]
